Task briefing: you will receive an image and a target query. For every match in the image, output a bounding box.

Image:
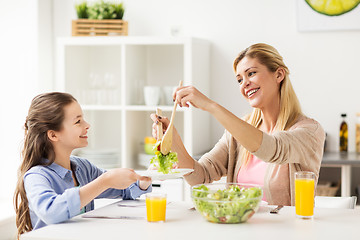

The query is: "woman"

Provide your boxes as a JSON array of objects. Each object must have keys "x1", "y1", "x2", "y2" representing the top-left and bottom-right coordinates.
[{"x1": 151, "y1": 43, "x2": 325, "y2": 206}]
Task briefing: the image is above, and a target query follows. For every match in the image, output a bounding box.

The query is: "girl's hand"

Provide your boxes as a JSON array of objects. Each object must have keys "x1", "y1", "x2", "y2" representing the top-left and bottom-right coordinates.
[
  {"x1": 174, "y1": 85, "x2": 214, "y2": 111},
  {"x1": 150, "y1": 114, "x2": 170, "y2": 139},
  {"x1": 139, "y1": 179, "x2": 152, "y2": 190},
  {"x1": 103, "y1": 168, "x2": 151, "y2": 189}
]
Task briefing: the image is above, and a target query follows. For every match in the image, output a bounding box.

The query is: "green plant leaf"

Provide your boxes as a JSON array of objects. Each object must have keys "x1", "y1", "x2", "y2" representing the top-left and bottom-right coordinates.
[
  {"x1": 86, "y1": 0, "x2": 125, "y2": 20},
  {"x1": 75, "y1": 1, "x2": 88, "y2": 19}
]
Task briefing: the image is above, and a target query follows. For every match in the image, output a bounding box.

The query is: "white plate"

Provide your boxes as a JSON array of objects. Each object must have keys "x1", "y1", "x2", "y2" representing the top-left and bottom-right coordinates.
[{"x1": 139, "y1": 168, "x2": 194, "y2": 180}]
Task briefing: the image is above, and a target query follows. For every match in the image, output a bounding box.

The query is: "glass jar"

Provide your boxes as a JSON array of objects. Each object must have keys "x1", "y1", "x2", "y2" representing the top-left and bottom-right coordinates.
[{"x1": 356, "y1": 113, "x2": 360, "y2": 153}]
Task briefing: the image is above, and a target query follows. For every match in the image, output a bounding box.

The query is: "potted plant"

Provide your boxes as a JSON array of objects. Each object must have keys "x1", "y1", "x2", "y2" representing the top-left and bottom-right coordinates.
[{"x1": 72, "y1": 0, "x2": 127, "y2": 36}]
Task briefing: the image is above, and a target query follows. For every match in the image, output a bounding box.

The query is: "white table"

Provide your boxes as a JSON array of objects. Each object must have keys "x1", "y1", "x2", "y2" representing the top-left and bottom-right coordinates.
[{"x1": 21, "y1": 200, "x2": 360, "y2": 240}]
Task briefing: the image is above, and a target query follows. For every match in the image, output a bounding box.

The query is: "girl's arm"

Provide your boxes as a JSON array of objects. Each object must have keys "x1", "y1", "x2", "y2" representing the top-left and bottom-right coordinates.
[
  {"x1": 77, "y1": 157, "x2": 151, "y2": 201},
  {"x1": 78, "y1": 173, "x2": 107, "y2": 208},
  {"x1": 79, "y1": 168, "x2": 150, "y2": 208},
  {"x1": 24, "y1": 168, "x2": 150, "y2": 225}
]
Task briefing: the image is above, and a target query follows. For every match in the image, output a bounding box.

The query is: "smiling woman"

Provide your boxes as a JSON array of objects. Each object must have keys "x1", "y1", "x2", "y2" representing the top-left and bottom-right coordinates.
[{"x1": 151, "y1": 43, "x2": 325, "y2": 207}]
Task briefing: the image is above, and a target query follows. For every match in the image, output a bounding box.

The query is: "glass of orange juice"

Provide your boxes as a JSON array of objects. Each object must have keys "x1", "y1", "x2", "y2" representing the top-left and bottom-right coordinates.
[
  {"x1": 146, "y1": 193, "x2": 167, "y2": 222},
  {"x1": 295, "y1": 171, "x2": 315, "y2": 219}
]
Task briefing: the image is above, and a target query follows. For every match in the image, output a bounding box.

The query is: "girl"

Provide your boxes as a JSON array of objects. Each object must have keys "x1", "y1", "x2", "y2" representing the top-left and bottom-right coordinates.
[
  {"x1": 151, "y1": 43, "x2": 325, "y2": 206},
  {"x1": 14, "y1": 92, "x2": 152, "y2": 237}
]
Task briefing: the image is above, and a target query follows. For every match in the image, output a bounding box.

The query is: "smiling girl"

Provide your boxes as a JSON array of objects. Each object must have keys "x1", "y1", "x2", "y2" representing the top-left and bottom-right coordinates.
[
  {"x1": 14, "y1": 92, "x2": 151, "y2": 238},
  {"x1": 151, "y1": 43, "x2": 325, "y2": 206}
]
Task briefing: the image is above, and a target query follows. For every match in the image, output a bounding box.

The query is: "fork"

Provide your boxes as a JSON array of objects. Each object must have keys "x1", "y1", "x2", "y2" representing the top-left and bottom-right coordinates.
[{"x1": 270, "y1": 205, "x2": 284, "y2": 214}]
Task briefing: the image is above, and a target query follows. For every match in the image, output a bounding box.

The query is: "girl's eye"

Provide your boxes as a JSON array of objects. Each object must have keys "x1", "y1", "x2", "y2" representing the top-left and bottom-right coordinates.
[
  {"x1": 75, "y1": 120, "x2": 81, "y2": 124},
  {"x1": 237, "y1": 79, "x2": 243, "y2": 84}
]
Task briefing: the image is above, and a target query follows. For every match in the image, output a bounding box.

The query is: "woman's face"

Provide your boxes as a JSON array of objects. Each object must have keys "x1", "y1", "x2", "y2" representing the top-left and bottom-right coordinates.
[
  {"x1": 235, "y1": 56, "x2": 283, "y2": 109},
  {"x1": 56, "y1": 101, "x2": 90, "y2": 151}
]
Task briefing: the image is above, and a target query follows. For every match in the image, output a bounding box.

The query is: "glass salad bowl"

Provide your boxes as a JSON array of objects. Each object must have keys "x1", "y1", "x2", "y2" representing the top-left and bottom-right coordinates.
[{"x1": 191, "y1": 183, "x2": 263, "y2": 224}]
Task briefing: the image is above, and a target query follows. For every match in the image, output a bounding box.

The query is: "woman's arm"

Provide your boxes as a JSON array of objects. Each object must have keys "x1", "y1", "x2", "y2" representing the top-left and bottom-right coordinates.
[
  {"x1": 207, "y1": 102, "x2": 262, "y2": 152},
  {"x1": 253, "y1": 118, "x2": 325, "y2": 165},
  {"x1": 150, "y1": 85, "x2": 263, "y2": 168},
  {"x1": 174, "y1": 85, "x2": 263, "y2": 152}
]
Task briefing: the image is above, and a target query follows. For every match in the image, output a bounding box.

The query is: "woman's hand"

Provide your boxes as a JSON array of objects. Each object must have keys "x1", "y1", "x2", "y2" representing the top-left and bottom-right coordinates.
[
  {"x1": 103, "y1": 168, "x2": 151, "y2": 189},
  {"x1": 150, "y1": 114, "x2": 170, "y2": 140},
  {"x1": 173, "y1": 85, "x2": 214, "y2": 112}
]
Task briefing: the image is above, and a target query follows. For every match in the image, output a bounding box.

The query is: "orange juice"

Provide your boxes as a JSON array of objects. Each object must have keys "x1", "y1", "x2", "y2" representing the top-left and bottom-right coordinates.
[
  {"x1": 295, "y1": 178, "x2": 315, "y2": 218},
  {"x1": 146, "y1": 194, "x2": 167, "y2": 222}
]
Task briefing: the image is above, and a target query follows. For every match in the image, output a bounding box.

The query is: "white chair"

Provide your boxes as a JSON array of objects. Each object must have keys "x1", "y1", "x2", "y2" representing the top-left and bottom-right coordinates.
[
  {"x1": 0, "y1": 215, "x2": 17, "y2": 240},
  {"x1": 315, "y1": 196, "x2": 357, "y2": 209}
]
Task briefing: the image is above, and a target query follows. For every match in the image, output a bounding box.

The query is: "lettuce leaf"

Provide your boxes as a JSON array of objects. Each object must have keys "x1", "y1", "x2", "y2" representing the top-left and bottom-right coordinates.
[
  {"x1": 192, "y1": 184, "x2": 262, "y2": 223},
  {"x1": 150, "y1": 142, "x2": 178, "y2": 174}
]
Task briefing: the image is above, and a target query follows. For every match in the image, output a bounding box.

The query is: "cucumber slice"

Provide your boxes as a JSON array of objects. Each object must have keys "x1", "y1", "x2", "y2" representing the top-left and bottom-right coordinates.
[
  {"x1": 305, "y1": 0, "x2": 360, "y2": 16},
  {"x1": 241, "y1": 209, "x2": 255, "y2": 222}
]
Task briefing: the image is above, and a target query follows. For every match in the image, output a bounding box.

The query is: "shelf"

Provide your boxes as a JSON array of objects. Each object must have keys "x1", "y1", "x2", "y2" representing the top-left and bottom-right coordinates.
[
  {"x1": 56, "y1": 36, "x2": 211, "y2": 169},
  {"x1": 124, "y1": 105, "x2": 185, "y2": 111},
  {"x1": 81, "y1": 105, "x2": 185, "y2": 112},
  {"x1": 322, "y1": 152, "x2": 360, "y2": 165},
  {"x1": 58, "y1": 36, "x2": 201, "y2": 46},
  {"x1": 82, "y1": 105, "x2": 123, "y2": 111},
  {"x1": 321, "y1": 152, "x2": 360, "y2": 197}
]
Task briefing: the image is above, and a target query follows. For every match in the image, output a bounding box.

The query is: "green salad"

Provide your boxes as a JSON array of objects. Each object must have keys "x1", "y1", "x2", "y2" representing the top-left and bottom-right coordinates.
[
  {"x1": 192, "y1": 184, "x2": 262, "y2": 223},
  {"x1": 150, "y1": 141, "x2": 178, "y2": 174}
]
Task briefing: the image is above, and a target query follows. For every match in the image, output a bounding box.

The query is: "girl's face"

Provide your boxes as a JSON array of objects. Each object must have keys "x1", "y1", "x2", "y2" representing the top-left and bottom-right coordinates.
[
  {"x1": 56, "y1": 101, "x2": 90, "y2": 151},
  {"x1": 235, "y1": 56, "x2": 283, "y2": 109}
]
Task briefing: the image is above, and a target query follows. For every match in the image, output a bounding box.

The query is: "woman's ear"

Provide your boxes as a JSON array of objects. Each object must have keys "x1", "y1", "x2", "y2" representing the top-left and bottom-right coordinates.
[
  {"x1": 276, "y1": 68, "x2": 285, "y2": 83},
  {"x1": 47, "y1": 130, "x2": 58, "y2": 142}
]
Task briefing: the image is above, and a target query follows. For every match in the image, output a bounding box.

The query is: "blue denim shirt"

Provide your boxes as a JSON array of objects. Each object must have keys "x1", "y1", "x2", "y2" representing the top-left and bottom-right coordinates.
[{"x1": 24, "y1": 156, "x2": 151, "y2": 230}]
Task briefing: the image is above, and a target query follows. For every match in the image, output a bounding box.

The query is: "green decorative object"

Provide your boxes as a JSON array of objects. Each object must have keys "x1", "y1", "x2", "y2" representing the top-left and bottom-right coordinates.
[
  {"x1": 75, "y1": 0, "x2": 125, "y2": 20},
  {"x1": 75, "y1": 1, "x2": 88, "y2": 19}
]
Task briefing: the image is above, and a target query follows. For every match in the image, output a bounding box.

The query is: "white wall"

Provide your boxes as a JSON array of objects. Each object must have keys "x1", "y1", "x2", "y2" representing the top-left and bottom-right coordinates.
[
  {"x1": 52, "y1": 0, "x2": 360, "y2": 153},
  {"x1": 1, "y1": 0, "x2": 359, "y2": 212},
  {"x1": 1, "y1": 0, "x2": 358, "y2": 213},
  {"x1": 0, "y1": 0, "x2": 45, "y2": 207}
]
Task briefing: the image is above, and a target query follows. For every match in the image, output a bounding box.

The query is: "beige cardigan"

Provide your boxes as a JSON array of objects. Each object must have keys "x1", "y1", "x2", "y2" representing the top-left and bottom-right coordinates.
[{"x1": 185, "y1": 115, "x2": 325, "y2": 206}]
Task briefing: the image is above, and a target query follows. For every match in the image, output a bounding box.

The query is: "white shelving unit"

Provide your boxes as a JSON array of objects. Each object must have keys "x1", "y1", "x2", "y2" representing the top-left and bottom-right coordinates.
[{"x1": 56, "y1": 36, "x2": 211, "y2": 170}]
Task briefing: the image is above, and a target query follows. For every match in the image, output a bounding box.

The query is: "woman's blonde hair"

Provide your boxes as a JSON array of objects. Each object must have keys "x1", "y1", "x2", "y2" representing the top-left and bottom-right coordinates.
[
  {"x1": 233, "y1": 43, "x2": 302, "y2": 166},
  {"x1": 13, "y1": 92, "x2": 76, "y2": 239}
]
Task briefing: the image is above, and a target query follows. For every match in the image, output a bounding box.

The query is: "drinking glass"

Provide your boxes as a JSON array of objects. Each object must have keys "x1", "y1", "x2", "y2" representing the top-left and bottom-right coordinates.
[
  {"x1": 162, "y1": 86, "x2": 176, "y2": 105},
  {"x1": 146, "y1": 192, "x2": 167, "y2": 222},
  {"x1": 295, "y1": 171, "x2": 315, "y2": 219}
]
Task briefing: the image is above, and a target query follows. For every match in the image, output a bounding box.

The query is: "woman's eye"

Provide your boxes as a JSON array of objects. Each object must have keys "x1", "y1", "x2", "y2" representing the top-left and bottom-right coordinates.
[
  {"x1": 237, "y1": 79, "x2": 243, "y2": 84},
  {"x1": 75, "y1": 120, "x2": 81, "y2": 124},
  {"x1": 248, "y1": 71, "x2": 256, "y2": 77}
]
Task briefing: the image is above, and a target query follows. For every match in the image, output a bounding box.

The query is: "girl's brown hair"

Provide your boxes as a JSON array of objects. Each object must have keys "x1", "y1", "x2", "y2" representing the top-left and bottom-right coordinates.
[
  {"x1": 13, "y1": 92, "x2": 76, "y2": 238},
  {"x1": 233, "y1": 43, "x2": 302, "y2": 166}
]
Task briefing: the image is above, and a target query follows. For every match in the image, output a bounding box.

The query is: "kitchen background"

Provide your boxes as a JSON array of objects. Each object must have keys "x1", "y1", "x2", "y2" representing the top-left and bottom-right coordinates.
[{"x1": 1, "y1": 0, "x2": 360, "y2": 210}]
